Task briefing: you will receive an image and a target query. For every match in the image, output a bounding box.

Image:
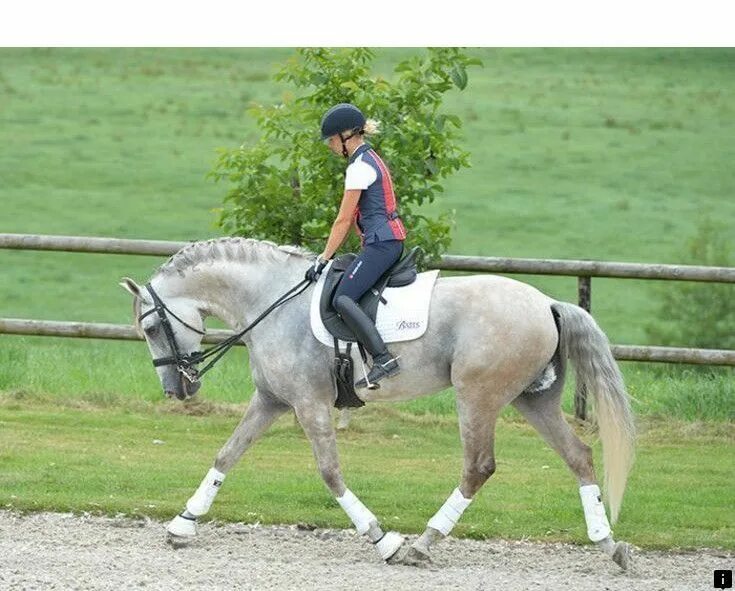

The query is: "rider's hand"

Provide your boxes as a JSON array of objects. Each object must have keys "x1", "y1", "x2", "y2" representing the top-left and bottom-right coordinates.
[{"x1": 305, "y1": 256, "x2": 328, "y2": 282}]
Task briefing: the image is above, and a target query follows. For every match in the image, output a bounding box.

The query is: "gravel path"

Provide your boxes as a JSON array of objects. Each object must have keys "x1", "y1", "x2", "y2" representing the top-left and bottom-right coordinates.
[{"x1": 0, "y1": 511, "x2": 731, "y2": 590}]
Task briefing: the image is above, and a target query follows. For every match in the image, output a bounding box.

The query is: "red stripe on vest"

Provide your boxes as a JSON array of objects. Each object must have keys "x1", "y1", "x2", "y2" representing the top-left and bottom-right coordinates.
[{"x1": 368, "y1": 150, "x2": 407, "y2": 240}]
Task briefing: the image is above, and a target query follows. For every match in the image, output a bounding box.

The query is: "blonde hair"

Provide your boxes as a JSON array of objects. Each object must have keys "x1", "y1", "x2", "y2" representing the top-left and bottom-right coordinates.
[
  {"x1": 336, "y1": 119, "x2": 380, "y2": 138},
  {"x1": 363, "y1": 119, "x2": 380, "y2": 136}
]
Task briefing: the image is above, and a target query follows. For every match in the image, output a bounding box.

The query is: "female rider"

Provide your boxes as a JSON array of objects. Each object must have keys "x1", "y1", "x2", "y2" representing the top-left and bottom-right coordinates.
[{"x1": 305, "y1": 103, "x2": 407, "y2": 388}]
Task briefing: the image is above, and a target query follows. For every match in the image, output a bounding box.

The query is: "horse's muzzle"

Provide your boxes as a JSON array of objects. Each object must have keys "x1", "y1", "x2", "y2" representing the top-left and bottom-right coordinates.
[{"x1": 165, "y1": 374, "x2": 202, "y2": 400}]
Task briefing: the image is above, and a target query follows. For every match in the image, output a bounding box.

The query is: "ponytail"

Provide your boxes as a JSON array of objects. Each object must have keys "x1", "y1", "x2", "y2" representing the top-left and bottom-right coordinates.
[{"x1": 363, "y1": 119, "x2": 380, "y2": 136}]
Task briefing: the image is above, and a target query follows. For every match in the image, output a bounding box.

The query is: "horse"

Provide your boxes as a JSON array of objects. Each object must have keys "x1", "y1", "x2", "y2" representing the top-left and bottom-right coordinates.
[{"x1": 119, "y1": 237, "x2": 635, "y2": 569}]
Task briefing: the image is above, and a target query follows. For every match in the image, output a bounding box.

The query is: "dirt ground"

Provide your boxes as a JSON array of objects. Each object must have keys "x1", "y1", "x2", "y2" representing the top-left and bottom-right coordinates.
[{"x1": 0, "y1": 511, "x2": 730, "y2": 590}]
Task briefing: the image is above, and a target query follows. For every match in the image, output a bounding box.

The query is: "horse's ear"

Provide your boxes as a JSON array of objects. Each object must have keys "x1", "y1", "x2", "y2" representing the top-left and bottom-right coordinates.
[{"x1": 119, "y1": 277, "x2": 148, "y2": 302}]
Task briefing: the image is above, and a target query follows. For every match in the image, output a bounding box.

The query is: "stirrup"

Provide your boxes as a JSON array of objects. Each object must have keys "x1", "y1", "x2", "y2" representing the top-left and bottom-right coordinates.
[{"x1": 355, "y1": 356, "x2": 400, "y2": 390}]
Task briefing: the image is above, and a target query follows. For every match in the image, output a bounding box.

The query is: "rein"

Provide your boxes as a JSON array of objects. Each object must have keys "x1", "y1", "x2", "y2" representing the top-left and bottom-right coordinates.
[{"x1": 139, "y1": 278, "x2": 311, "y2": 382}]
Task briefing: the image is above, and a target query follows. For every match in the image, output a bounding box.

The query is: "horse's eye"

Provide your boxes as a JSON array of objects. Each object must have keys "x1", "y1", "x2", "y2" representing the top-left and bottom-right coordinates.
[{"x1": 144, "y1": 324, "x2": 159, "y2": 337}]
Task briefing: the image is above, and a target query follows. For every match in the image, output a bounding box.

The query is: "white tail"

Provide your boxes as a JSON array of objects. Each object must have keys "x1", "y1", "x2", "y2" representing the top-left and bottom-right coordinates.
[{"x1": 552, "y1": 302, "x2": 636, "y2": 523}]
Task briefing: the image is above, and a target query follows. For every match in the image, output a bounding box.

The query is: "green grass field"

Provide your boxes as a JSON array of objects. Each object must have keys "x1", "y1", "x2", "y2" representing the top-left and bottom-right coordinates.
[
  {"x1": 0, "y1": 49, "x2": 733, "y2": 548},
  {"x1": 1, "y1": 48, "x2": 732, "y2": 416},
  {"x1": 2, "y1": 48, "x2": 734, "y2": 339}
]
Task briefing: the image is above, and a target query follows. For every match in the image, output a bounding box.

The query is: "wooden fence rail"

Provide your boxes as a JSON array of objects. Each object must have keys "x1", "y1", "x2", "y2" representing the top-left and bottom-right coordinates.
[
  {"x1": 436, "y1": 254, "x2": 735, "y2": 283},
  {"x1": 3, "y1": 318, "x2": 734, "y2": 365},
  {"x1": 0, "y1": 233, "x2": 188, "y2": 257},
  {"x1": 2, "y1": 233, "x2": 734, "y2": 420},
  {"x1": 0, "y1": 318, "x2": 244, "y2": 346},
  {"x1": 3, "y1": 233, "x2": 735, "y2": 282}
]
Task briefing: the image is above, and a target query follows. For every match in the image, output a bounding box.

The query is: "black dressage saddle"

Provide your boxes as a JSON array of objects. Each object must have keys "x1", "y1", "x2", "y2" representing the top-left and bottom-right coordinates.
[{"x1": 320, "y1": 245, "x2": 422, "y2": 343}]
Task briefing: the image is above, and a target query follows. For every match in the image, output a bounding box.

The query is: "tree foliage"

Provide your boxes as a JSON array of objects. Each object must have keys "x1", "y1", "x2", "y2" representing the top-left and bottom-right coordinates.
[
  {"x1": 646, "y1": 219, "x2": 735, "y2": 351},
  {"x1": 210, "y1": 48, "x2": 481, "y2": 263}
]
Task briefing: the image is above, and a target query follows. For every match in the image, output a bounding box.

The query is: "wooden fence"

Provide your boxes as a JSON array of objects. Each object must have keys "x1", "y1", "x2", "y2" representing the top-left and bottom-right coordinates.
[{"x1": 2, "y1": 233, "x2": 734, "y2": 419}]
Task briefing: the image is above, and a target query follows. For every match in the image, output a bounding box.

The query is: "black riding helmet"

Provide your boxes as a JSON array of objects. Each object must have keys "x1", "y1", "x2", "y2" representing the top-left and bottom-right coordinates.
[
  {"x1": 320, "y1": 103, "x2": 367, "y2": 140},
  {"x1": 321, "y1": 103, "x2": 367, "y2": 158}
]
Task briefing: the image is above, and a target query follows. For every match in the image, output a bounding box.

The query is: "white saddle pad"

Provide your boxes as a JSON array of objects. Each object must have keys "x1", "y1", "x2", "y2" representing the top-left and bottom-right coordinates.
[{"x1": 310, "y1": 260, "x2": 440, "y2": 348}]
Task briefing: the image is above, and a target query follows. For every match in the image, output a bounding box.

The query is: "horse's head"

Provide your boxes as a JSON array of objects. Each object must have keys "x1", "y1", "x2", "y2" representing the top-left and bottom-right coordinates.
[{"x1": 120, "y1": 277, "x2": 205, "y2": 400}]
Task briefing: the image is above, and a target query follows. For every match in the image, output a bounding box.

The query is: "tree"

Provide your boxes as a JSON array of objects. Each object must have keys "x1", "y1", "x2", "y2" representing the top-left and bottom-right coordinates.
[
  {"x1": 210, "y1": 48, "x2": 481, "y2": 264},
  {"x1": 646, "y1": 219, "x2": 735, "y2": 351}
]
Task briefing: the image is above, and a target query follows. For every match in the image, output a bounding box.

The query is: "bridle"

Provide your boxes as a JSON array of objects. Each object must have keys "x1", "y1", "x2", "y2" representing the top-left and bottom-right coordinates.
[
  {"x1": 138, "y1": 279, "x2": 311, "y2": 384},
  {"x1": 138, "y1": 284, "x2": 207, "y2": 383}
]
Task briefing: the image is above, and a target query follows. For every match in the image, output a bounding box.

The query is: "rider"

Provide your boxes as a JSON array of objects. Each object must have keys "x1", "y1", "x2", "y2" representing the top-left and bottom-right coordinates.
[{"x1": 305, "y1": 103, "x2": 407, "y2": 388}]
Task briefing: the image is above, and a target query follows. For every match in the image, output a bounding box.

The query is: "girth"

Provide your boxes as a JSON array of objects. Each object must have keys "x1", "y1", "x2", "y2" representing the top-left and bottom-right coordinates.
[{"x1": 319, "y1": 246, "x2": 421, "y2": 342}]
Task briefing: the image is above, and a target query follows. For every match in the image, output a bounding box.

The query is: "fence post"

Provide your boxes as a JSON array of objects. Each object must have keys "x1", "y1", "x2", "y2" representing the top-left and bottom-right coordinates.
[{"x1": 575, "y1": 276, "x2": 592, "y2": 421}]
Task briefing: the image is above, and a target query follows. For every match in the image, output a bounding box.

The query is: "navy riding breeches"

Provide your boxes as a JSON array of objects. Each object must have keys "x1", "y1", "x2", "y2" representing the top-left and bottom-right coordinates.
[{"x1": 332, "y1": 239, "x2": 404, "y2": 304}]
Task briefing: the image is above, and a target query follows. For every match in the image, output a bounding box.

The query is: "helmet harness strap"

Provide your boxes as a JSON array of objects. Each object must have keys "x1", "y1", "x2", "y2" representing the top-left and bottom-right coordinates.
[{"x1": 338, "y1": 128, "x2": 365, "y2": 159}]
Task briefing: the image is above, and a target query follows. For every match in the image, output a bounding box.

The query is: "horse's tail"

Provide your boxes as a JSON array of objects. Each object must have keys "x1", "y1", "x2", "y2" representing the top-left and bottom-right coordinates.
[{"x1": 552, "y1": 302, "x2": 635, "y2": 524}]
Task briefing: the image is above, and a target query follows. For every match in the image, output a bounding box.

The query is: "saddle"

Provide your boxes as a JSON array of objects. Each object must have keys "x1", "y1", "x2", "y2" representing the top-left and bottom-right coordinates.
[{"x1": 319, "y1": 246, "x2": 422, "y2": 343}]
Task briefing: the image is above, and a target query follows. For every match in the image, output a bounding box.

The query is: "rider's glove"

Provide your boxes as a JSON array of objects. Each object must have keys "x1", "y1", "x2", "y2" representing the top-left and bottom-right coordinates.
[{"x1": 305, "y1": 256, "x2": 328, "y2": 282}]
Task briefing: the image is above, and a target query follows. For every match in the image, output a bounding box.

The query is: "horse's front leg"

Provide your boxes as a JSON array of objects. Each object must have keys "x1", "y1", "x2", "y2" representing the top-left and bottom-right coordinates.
[
  {"x1": 167, "y1": 390, "x2": 288, "y2": 542},
  {"x1": 294, "y1": 400, "x2": 404, "y2": 561}
]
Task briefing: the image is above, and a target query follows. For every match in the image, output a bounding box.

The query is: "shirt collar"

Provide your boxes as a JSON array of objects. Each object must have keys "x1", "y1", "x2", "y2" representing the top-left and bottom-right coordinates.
[{"x1": 348, "y1": 142, "x2": 371, "y2": 164}]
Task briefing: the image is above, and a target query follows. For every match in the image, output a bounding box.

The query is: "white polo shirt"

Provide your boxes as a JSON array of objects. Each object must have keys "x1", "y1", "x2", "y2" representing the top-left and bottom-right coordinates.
[{"x1": 345, "y1": 154, "x2": 378, "y2": 190}]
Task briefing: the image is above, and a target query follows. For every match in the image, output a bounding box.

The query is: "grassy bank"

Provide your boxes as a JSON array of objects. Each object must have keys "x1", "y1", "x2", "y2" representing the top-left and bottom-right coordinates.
[{"x1": 1, "y1": 336, "x2": 733, "y2": 422}]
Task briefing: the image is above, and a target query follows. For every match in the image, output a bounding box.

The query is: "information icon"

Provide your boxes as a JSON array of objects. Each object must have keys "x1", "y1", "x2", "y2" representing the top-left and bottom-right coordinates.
[{"x1": 715, "y1": 570, "x2": 733, "y2": 589}]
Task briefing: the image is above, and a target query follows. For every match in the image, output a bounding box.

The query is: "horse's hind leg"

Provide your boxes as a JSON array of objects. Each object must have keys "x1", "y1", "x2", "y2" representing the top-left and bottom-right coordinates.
[
  {"x1": 512, "y1": 386, "x2": 632, "y2": 570},
  {"x1": 166, "y1": 389, "x2": 288, "y2": 542},
  {"x1": 397, "y1": 391, "x2": 502, "y2": 566}
]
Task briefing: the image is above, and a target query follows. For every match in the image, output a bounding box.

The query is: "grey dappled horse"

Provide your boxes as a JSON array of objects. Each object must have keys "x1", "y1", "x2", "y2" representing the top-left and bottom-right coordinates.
[{"x1": 120, "y1": 237, "x2": 635, "y2": 568}]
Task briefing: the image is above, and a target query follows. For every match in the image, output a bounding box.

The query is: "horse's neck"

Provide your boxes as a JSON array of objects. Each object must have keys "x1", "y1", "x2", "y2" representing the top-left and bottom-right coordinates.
[{"x1": 152, "y1": 259, "x2": 305, "y2": 330}]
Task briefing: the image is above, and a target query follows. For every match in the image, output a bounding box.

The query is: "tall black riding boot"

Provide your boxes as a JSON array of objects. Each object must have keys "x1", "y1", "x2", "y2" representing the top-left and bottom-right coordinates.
[{"x1": 333, "y1": 295, "x2": 400, "y2": 389}]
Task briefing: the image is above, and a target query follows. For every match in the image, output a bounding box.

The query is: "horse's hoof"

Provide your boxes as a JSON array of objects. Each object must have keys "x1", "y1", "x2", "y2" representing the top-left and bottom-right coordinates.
[
  {"x1": 394, "y1": 544, "x2": 433, "y2": 568},
  {"x1": 166, "y1": 513, "x2": 197, "y2": 540},
  {"x1": 375, "y1": 531, "x2": 404, "y2": 561},
  {"x1": 612, "y1": 541, "x2": 632, "y2": 571}
]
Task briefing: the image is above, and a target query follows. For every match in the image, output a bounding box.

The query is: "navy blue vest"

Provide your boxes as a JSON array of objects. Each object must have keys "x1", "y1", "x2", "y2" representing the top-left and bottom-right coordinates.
[{"x1": 348, "y1": 143, "x2": 407, "y2": 245}]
